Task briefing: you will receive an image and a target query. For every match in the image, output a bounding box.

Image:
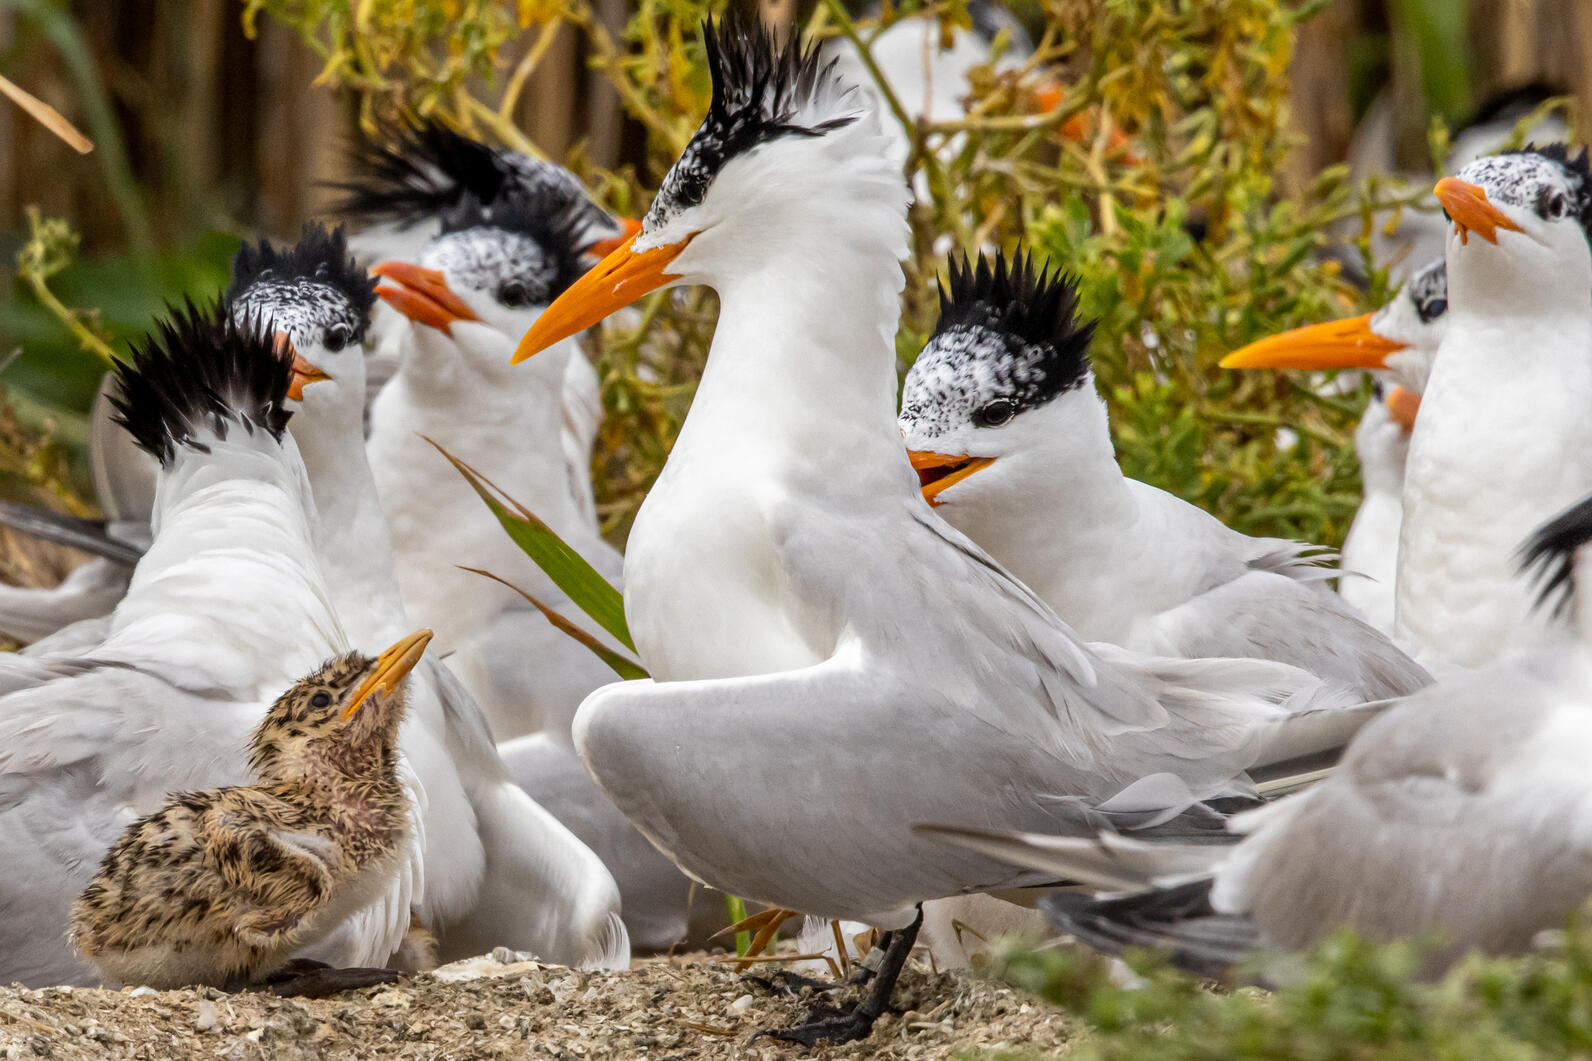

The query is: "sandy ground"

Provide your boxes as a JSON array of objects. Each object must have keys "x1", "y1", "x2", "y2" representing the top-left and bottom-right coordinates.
[{"x1": 0, "y1": 952, "x2": 1070, "y2": 1060}]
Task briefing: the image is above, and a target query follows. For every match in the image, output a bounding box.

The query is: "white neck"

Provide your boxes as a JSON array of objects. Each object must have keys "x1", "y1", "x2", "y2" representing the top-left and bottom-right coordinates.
[{"x1": 293, "y1": 390, "x2": 410, "y2": 642}]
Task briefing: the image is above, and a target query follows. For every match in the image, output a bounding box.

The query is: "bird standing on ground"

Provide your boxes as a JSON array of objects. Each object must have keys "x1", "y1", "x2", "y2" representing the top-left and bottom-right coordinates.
[
  {"x1": 513, "y1": 16, "x2": 1385, "y2": 1044},
  {"x1": 897, "y1": 252, "x2": 1429, "y2": 700},
  {"x1": 1219, "y1": 256, "x2": 1447, "y2": 636},
  {"x1": 925, "y1": 490, "x2": 1592, "y2": 979},
  {"x1": 71, "y1": 632, "x2": 431, "y2": 994}
]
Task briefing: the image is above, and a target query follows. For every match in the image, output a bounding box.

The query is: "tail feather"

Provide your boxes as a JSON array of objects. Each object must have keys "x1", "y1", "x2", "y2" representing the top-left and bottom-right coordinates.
[
  {"x1": 1041, "y1": 881, "x2": 1258, "y2": 980},
  {"x1": 913, "y1": 824, "x2": 1230, "y2": 892}
]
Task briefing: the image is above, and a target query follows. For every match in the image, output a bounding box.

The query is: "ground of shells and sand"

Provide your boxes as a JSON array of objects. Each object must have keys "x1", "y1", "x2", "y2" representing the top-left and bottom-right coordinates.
[{"x1": 0, "y1": 951, "x2": 1071, "y2": 1060}]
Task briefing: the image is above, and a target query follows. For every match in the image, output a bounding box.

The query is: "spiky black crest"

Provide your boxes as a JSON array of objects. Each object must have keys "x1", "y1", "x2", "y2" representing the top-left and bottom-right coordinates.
[
  {"x1": 327, "y1": 118, "x2": 513, "y2": 229},
  {"x1": 937, "y1": 251, "x2": 1097, "y2": 398},
  {"x1": 111, "y1": 299, "x2": 293, "y2": 467},
  {"x1": 648, "y1": 14, "x2": 857, "y2": 225},
  {"x1": 1519, "y1": 495, "x2": 1592, "y2": 619},
  {"x1": 225, "y1": 223, "x2": 378, "y2": 325}
]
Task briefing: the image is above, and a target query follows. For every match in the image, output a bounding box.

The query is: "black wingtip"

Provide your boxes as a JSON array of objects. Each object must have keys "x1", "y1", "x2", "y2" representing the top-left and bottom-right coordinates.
[
  {"x1": 1519, "y1": 495, "x2": 1592, "y2": 618},
  {"x1": 226, "y1": 222, "x2": 378, "y2": 325},
  {"x1": 110, "y1": 299, "x2": 294, "y2": 467}
]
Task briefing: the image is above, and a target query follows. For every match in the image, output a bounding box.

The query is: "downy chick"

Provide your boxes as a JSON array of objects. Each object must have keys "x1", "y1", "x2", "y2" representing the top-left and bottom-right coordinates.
[{"x1": 71, "y1": 631, "x2": 431, "y2": 992}]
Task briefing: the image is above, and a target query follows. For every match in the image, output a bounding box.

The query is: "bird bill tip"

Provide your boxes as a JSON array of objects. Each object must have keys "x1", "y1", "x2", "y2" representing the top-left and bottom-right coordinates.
[
  {"x1": 1219, "y1": 313, "x2": 1407, "y2": 372},
  {"x1": 345, "y1": 629, "x2": 433, "y2": 718}
]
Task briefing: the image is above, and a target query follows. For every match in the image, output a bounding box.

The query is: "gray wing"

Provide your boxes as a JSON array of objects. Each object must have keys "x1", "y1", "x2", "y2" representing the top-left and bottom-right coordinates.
[
  {"x1": 0, "y1": 560, "x2": 129, "y2": 645},
  {"x1": 1217, "y1": 661, "x2": 1592, "y2": 966},
  {"x1": 1144, "y1": 568, "x2": 1432, "y2": 701},
  {"x1": 0, "y1": 505, "x2": 142, "y2": 565}
]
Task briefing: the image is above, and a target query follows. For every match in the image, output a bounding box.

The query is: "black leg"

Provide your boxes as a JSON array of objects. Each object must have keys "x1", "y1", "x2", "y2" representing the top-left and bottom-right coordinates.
[
  {"x1": 257, "y1": 958, "x2": 332, "y2": 985},
  {"x1": 262, "y1": 965, "x2": 399, "y2": 998},
  {"x1": 753, "y1": 908, "x2": 922, "y2": 1048}
]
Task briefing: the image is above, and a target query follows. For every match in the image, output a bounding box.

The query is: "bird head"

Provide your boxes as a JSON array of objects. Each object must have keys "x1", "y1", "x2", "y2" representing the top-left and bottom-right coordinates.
[
  {"x1": 1218, "y1": 256, "x2": 1446, "y2": 397},
  {"x1": 898, "y1": 252, "x2": 1097, "y2": 508},
  {"x1": 513, "y1": 13, "x2": 900, "y2": 363},
  {"x1": 249, "y1": 629, "x2": 432, "y2": 783},
  {"x1": 371, "y1": 189, "x2": 599, "y2": 379},
  {"x1": 227, "y1": 223, "x2": 377, "y2": 422},
  {"x1": 1436, "y1": 144, "x2": 1592, "y2": 317}
]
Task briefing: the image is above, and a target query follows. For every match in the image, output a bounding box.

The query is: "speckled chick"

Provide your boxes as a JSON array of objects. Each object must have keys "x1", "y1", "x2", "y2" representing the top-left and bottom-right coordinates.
[{"x1": 69, "y1": 630, "x2": 432, "y2": 990}]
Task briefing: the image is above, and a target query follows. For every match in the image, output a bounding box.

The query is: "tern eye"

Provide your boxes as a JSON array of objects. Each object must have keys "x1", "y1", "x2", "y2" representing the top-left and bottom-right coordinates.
[
  {"x1": 1422, "y1": 298, "x2": 1447, "y2": 321},
  {"x1": 975, "y1": 398, "x2": 1017, "y2": 428},
  {"x1": 310, "y1": 692, "x2": 332, "y2": 709},
  {"x1": 1543, "y1": 191, "x2": 1570, "y2": 220},
  {"x1": 322, "y1": 324, "x2": 351, "y2": 352},
  {"x1": 498, "y1": 280, "x2": 531, "y2": 308}
]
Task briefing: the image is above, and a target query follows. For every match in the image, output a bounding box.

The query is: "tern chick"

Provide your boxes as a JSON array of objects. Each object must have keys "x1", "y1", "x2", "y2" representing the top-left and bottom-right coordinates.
[{"x1": 70, "y1": 630, "x2": 432, "y2": 994}]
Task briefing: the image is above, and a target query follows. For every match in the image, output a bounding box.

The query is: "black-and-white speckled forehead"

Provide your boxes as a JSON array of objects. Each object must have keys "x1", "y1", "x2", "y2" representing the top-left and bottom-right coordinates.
[
  {"x1": 1455, "y1": 145, "x2": 1592, "y2": 235},
  {"x1": 645, "y1": 15, "x2": 858, "y2": 231},
  {"x1": 1406, "y1": 258, "x2": 1448, "y2": 324},
  {"x1": 431, "y1": 191, "x2": 587, "y2": 305},
  {"x1": 425, "y1": 228, "x2": 562, "y2": 306},
  {"x1": 899, "y1": 253, "x2": 1097, "y2": 440},
  {"x1": 230, "y1": 279, "x2": 367, "y2": 352}
]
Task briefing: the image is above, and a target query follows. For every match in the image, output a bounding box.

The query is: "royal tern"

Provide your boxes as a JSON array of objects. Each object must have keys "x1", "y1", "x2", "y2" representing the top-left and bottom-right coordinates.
[
  {"x1": 367, "y1": 190, "x2": 626, "y2": 741},
  {"x1": 331, "y1": 118, "x2": 634, "y2": 523},
  {"x1": 226, "y1": 226, "x2": 629, "y2": 967},
  {"x1": 897, "y1": 252, "x2": 1429, "y2": 699},
  {"x1": 1220, "y1": 256, "x2": 1447, "y2": 636},
  {"x1": 70, "y1": 632, "x2": 432, "y2": 994},
  {"x1": 513, "y1": 17, "x2": 1384, "y2": 1043},
  {"x1": 926, "y1": 490, "x2": 1592, "y2": 978}
]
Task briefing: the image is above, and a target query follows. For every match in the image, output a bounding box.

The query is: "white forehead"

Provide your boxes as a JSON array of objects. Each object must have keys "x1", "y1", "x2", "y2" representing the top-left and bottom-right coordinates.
[{"x1": 1456, "y1": 153, "x2": 1575, "y2": 208}]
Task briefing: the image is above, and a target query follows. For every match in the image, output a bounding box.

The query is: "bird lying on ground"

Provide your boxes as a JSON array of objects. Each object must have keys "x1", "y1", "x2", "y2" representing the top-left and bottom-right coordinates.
[{"x1": 71, "y1": 632, "x2": 432, "y2": 995}]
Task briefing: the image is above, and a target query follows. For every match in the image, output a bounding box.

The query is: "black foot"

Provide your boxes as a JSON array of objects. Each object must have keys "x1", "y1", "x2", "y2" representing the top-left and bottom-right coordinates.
[
  {"x1": 258, "y1": 958, "x2": 332, "y2": 985},
  {"x1": 758, "y1": 1004, "x2": 880, "y2": 1047},
  {"x1": 745, "y1": 969, "x2": 842, "y2": 998},
  {"x1": 263, "y1": 965, "x2": 399, "y2": 998},
  {"x1": 752, "y1": 908, "x2": 923, "y2": 1048}
]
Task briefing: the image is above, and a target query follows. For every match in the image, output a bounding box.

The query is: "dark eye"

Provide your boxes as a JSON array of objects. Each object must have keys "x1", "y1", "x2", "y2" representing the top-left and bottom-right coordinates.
[
  {"x1": 1545, "y1": 193, "x2": 1570, "y2": 220},
  {"x1": 498, "y1": 280, "x2": 530, "y2": 308},
  {"x1": 310, "y1": 691, "x2": 332, "y2": 709},
  {"x1": 1422, "y1": 298, "x2": 1447, "y2": 321},
  {"x1": 975, "y1": 399, "x2": 1017, "y2": 428},
  {"x1": 323, "y1": 324, "x2": 351, "y2": 352}
]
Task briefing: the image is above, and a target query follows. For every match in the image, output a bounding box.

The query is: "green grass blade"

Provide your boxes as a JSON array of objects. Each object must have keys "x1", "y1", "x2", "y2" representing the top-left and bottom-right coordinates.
[
  {"x1": 425, "y1": 436, "x2": 635, "y2": 653},
  {"x1": 724, "y1": 895, "x2": 751, "y2": 957},
  {"x1": 458, "y1": 565, "x2": 648, "y2": 681}
]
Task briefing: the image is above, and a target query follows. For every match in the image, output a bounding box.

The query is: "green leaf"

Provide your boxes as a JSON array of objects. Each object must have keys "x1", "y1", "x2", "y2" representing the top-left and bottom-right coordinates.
[
  {"x1": 457, "y1": 566, "x2": 648, "y2": 681},
  {"x1": 424, "y1": 436, "x2": 635, "y2": 654}
]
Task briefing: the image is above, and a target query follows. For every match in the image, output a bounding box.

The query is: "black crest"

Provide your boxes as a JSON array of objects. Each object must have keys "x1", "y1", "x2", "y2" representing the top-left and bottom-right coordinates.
[
  {"x1": 226, "y1": 223, "x2": 378, "y2": 324},
  {"x1": 649, "y1": 14, "x2": 857, "y2": 222},
  {"x1": 1459, "y1": 81, "x2": 1568, "y2": 135},
  {"x1": 1501, "y1": 142, "x2": 1592, "y2": 235},
  {"x1": 327, "y1": 118, "x2": 514, "y2": 229},
  {"x1": 111, "y1": 299, "x2": 293, "y2": 467},
  {"x1": 1519, "y1": 495, "x2": 1592, "y2": 618},
  {"x1": 937, "y1": 251, "x2": 1097, "y2": 402}
]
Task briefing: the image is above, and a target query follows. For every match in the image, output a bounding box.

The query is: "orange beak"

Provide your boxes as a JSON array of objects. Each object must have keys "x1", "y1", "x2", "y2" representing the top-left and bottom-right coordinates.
[
  {"x1": 1434, "y1": 177, "x2": 1523, "y2": 246},
  {"x1": 273, "y1": 332, "x2": 331, "y2": 400},
  {"x1": 908, "y1": 450, "x2": 997, "y2": 507},
  {"x1": 1219, "y1": 314, "x2": 1408, "y2": 372},
  {"x1": 1385, "y1": 385, "x2": 1421, "y2": 433},
  {"x1": 372, "y1": 261, "x2": 480, "y2": 336},
  {"x1": 588, "y1": 217, "x2": 645, "y2": 258},
  {"x1": 345, "y1": 629, "x2": 433, "y2": 718},
  {"x1": 513, "y1": 232, "x2": 690, "y2": 364}
]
